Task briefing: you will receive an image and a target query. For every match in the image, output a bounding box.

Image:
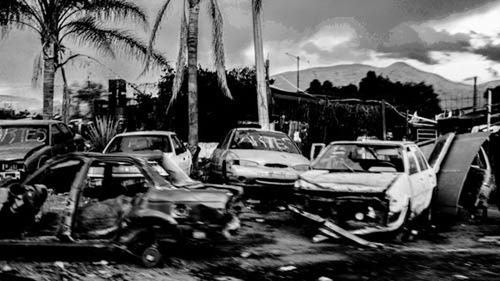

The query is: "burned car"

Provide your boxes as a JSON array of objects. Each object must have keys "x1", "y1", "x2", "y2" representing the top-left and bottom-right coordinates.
[
  {"x1": 210, "y1": 128, "x2": 310, "y2": 190},
  {"x1": 0, "y1": 120, "x2": 81, "y2": 181},
  {"x1": 292, "y1": 141, "x2": 436, "y2": 236},
  {"x1": 0, "y1": 153, "x2": 240, "y2": 267}
]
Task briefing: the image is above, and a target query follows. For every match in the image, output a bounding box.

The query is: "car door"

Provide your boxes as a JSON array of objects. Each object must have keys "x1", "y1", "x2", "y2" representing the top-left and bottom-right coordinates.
[
  {"x1": 413, "y1": 146, "x2": 436, "y2": 210},
  {"x1": 171, "y1": 134, "x2": 192, "y2": 174},
  {"x1": 211, "y1": 130, "x2": 234, "y2": 176},
  {"x1": 406, "y1": 147, "x2": 427, "y2": 214}
]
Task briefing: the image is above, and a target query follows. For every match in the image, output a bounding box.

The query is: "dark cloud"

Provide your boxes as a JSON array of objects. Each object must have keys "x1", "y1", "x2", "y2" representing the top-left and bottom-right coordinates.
[
  {"x1": 475, "y1": 44, "x2": 500, "y2": 61},
  {"x1": 375, "y1": 24, "x2": 472, "y2": 64}
]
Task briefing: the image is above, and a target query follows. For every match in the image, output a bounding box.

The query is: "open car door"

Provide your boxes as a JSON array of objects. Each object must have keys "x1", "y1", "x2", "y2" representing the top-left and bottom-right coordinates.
[{"x1": 419, "y1": 132, "x2": 492, "y2": 217}]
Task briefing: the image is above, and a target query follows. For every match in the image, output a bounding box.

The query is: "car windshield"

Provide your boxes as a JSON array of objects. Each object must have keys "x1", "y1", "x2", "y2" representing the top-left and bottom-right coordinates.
[
  {"x1": 106, "y1": 135, "x2": 172, "y2": 153},
  {"x1": 312, "y1": 143, "x2": 404, "y2": 173},
  {"x1": 229, "y1": 130, "x2": 300, "y2": 154},
  {"x1": 0, "y1": 125, "x2": 48, "y2": 146}
]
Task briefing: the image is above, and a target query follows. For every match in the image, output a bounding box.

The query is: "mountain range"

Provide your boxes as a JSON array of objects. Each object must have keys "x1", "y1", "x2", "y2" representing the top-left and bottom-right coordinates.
[{"x1": 272, "y1": 62, "x2": 500, "y2": 109}]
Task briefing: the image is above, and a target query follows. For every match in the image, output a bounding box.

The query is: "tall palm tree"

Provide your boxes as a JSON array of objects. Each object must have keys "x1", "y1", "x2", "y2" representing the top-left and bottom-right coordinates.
[
  {"x1": 0, "y1": 0, "x2": 168, "y2": 119},
  {"x1": 148, "y1": 0, "x2": 232, "y2": 154},
  {"x1": 251, "y1": 0, "x2": 270, "y2": 129}
]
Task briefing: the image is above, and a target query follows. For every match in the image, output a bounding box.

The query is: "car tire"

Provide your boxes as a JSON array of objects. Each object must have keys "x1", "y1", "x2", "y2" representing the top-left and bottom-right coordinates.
[
  {"x1": 141, "y1": 243, "x2": 163, "y2": 268},
  {"x1": 392, "y1": 201, "x2": 413, "y2": 243}
]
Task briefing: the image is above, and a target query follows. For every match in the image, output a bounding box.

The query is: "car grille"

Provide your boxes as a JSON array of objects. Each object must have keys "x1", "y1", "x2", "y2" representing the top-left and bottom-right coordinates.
[{"x1": 264, "y1": 163, "x2": 288, "y2": 168}]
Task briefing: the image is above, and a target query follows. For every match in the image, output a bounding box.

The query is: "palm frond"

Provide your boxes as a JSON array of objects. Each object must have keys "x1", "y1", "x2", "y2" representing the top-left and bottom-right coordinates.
[
  {"x1": 208, "y1": 0, "x2": 232, "y2": 99},
  {"x1": 143, "y1": 0, "x2": 172, "y2": 73},
  {"x1": 167, "y1": 2, "x2": 188, "y2": 112},
  {"x1": 79, "y1": 0, "x2": 149, "y2": 30},
  {"x1": 253, "y1": 0, "x2": 262, "y2": 14},
  {"x1": 62, "y1": 16, "x2": 116, "y2": 58},
  {"x1": 31, "y1": 51, "x2": 43, "y2": 88},
  {"x1": 86, "y1": 116, "x2": 120, "y2": 152}
]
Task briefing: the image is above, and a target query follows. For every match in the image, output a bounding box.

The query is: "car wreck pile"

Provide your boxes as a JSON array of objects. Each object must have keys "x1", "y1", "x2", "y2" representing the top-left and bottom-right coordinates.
[{"x1": 0, "y1": 121, "x2": 497, "y2": 267}]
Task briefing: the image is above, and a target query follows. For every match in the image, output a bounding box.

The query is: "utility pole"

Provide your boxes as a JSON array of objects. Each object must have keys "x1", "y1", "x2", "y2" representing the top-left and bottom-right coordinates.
[
  {"x1": 252, "y1": 0, "x2": 270, "y2": 130},
  {"x1": 488, "y1": 88, "x2": 492, "y2": 131},
  {"x1": 286, "y1": 52, "x2": 307, "y2": 93}
]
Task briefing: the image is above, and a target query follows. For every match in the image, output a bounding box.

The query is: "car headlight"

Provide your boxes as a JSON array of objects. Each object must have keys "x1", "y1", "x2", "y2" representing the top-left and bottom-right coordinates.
[
  {"x1": 237, "y1": 159, "x2": 259, "y2": 167},
  {"x1": 292, "y1": 164, "x2": 310, "y2": 172},
  {"x1": 171, "y1": 204, "x2": 191, "y2": 218}
]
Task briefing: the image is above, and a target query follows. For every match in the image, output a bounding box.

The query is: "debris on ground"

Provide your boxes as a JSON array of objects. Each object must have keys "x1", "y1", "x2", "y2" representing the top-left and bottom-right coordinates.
[
  {"x1": 453, "y1": 274, "x2": 469, "y2": 280},
  {"x1": 278, "y1": 265, "x2": 297, "y2": 272},
  {"x1": 478, "y1": 236, "x2": 500, "y2": 244},
  {"x1": 317, "y1": 277, "x2": 333, "y2": 281}
]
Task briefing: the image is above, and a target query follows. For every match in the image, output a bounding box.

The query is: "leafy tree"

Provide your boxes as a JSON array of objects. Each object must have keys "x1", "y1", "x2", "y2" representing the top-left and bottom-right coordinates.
[
  {"x1": 307, "y1": 79, "x2": 322, "y2": 95},
  {"x1": 0, "y1": 0, "x2": 167, "y2": 119}
]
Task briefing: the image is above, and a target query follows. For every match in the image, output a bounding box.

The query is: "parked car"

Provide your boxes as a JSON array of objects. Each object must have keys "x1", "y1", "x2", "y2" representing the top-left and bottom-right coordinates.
[
  {"x1": 210, "y1": 128, "x2": 310, "y2": 190},
  {"x1": 292, "y1": 140, "x2": 436, "y2": 236},
  {"x1": 103, "y1": 131, "x2": 192, "y2": 175},
  {"x1": 0, "y1": 153, "x2": 240, "y2": 267},
  {"x1": 0, "y1": 119, "x2": 82, "y2": 181}
]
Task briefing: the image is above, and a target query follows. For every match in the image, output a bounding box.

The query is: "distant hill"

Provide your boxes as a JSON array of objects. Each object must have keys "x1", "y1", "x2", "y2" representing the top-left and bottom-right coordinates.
[{"x1": 272, "y1": 62, "x2": 500, "y2": 109}]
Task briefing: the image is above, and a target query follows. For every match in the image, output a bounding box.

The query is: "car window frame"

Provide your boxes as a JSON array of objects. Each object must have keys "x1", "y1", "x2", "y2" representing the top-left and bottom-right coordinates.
[
  {"x1": 171, "y1": 134, "x2": 186, "y2": 155},
  {"x1": 406, "y1": 150, "x2": 420, "y2": 175}
]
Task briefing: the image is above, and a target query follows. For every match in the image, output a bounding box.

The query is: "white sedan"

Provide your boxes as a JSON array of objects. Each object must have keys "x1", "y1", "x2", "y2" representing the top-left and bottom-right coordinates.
[{"x1": 103, "y1": 131, "x2": 192, "y2": 175}]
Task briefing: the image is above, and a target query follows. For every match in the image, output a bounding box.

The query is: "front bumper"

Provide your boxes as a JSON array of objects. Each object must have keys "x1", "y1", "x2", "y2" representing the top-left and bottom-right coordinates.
[
  {"x1": 226, "y1": 165, "x2": 300, "y2": 187},
  {"x1": 0, "y1": 170, "x2": 22, "y2": 181}
]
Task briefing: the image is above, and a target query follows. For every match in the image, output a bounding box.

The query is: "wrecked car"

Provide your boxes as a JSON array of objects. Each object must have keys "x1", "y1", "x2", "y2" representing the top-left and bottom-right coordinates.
[
  {"x1": 103, "y1": 131, "x2": 192, "y2": 175},
  {"x1": 209, "y1": 128, "x2": 310, "y2": 190},
  {"x1": 0, "y1": 153, "x2": 240, "y2": 267},
  {"x1": 292, "y1": 140, "x2": 436, "y2": 236},
  {"x1": 0, "y1": 120, "x2": 82, "y2": 181}
]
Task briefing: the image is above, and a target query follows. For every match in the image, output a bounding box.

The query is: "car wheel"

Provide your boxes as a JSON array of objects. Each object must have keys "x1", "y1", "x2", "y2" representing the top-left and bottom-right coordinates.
[
  {"x1": 141, "y1": 243, "x2": 163, "y2": 268},
  {"x1": 392, "y1": 202, "x2": 414, "y2": 243}
]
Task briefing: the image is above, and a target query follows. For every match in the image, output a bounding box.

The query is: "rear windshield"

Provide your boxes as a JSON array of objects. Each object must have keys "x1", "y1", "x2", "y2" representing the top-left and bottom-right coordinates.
[
  {"x1": 229, "y1": 130, "x2": 300, "y2": 154},
  {"x1": 106, "y1": 135, "x2": 172, "y2": 153},
  {"x1": 0, "y1": 125, "x2": 48, "y2": 146}
]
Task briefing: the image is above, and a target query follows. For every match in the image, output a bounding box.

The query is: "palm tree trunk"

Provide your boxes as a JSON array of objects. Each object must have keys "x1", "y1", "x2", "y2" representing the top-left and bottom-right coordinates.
[
  {"x1": 252, "y1": 0, "x2": 270, "y2": 130},
  {"x1": 187, "y1": 0, "x2": 200, "y2": 169},
  {"x1": 42, "y1": 41, "x2": 56, "y2": 119}
]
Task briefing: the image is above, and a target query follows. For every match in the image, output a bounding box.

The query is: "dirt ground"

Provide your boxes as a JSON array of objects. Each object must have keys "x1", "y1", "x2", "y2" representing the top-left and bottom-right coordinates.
[{"x1": 2, "y1": 204, "x2": 500, "y2": 281}]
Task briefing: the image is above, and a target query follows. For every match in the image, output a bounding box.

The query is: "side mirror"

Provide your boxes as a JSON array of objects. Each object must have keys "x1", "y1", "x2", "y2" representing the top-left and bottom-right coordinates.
[{"x1": 310, "y1": 143, "x2": 325, "y2": 161}]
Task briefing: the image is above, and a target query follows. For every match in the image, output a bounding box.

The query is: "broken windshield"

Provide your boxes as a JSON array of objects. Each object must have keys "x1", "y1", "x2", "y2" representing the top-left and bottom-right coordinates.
[
  {"x1": 106, "y1": 135, "x2": 173, "y2": 153},
  {"x1": 229, "y1": 130, "x2": 300, "y2": 154},
  {"x1": 0, "y1": 126, "x2": 48, "y2": 146},
  {"x1": 312, "y1": 143, "x2": 404, "y2": 173}
]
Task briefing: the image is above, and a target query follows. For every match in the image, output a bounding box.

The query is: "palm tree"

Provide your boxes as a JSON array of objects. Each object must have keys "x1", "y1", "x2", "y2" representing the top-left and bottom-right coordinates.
[
  {"x1": 251, "y1": 0, "x2": 270, "y2": 129},
  {"x1": 148, "y1": 0, "x2": 232, "y2": 155},
  {"x1": 0, "y1": 0, "x2": 168, "y2": 119}
]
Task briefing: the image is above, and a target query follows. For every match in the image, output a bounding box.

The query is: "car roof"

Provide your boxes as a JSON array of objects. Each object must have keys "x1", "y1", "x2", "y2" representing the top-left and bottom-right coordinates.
[
  {"x1": 0, "y1": 119, "x2": 62, "y2": 126},
  {"x1": 233, "y1": 127, "x2": 286, "y2": 134},
  {"x1": 113, "y1": 130, "x2": 176, "y2": 138},
  {"x1": 330, "y1": 140, "x2": 415, "y2": 147}
]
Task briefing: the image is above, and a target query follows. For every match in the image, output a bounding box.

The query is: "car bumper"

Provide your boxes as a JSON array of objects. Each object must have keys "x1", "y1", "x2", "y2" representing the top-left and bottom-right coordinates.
[
  {"x1": 0, "y1": 170, "x2": 22, "y2": 181},
  {"x1": 226, "y1": 165, "x2": 300, "y2": 187}
]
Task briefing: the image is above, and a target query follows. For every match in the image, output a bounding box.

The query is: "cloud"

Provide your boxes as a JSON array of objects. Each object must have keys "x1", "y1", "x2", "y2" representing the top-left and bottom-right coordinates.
[
  {"x1": 474, "y1": 44, "x2": 500, "y2": 61},
  {"x1": 376, "y1": 24, "x2": 472, "y2": 64}
]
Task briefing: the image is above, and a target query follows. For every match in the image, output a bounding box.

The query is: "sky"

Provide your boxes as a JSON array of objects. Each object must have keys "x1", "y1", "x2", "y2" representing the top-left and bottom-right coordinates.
[{"x1": 2, "y1": 0, "x2": 500, "y2": 108}]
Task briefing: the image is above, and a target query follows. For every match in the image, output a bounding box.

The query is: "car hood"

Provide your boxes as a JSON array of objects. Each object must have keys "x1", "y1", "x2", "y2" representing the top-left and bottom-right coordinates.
[
  {"x1": 0, "y1": 144, "x2": 42, "y2": 161},
  {"x1": 230, "y1": 149, "x2": 309, "y2": 167},
  {"x1": 147, "y1": 188, "x2": 233, "y2": 210},
  {"x1": 297, "y1": 170, "x2": 400, "y2": 193}
]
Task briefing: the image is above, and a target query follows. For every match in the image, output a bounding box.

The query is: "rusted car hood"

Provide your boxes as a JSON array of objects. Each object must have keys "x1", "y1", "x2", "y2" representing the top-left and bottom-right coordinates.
[
  {"x1": 230, "y1": 149, "x2": 309, "y2": 166},
  {"x1": 297, "y1": 170, "x2": 400, "y2": 193},
  {"x1": 147, "y1": 188, "x2": 232, "y2": 209},
  {"x1": 0, "y1": 144, "x2": 41, "y2": 161}
]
